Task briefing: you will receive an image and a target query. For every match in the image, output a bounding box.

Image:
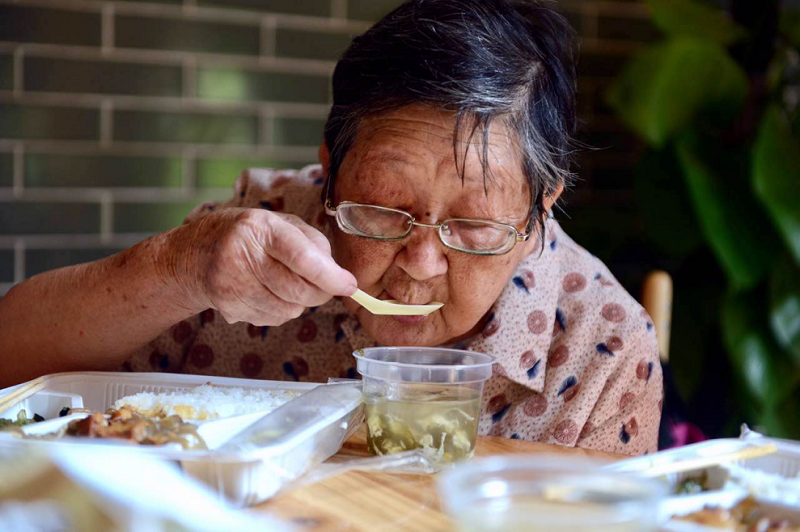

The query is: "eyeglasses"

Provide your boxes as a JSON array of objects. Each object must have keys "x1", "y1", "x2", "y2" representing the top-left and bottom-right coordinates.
[{"x1": 324, "y1": 200, "x2": 534, "y2": 255}]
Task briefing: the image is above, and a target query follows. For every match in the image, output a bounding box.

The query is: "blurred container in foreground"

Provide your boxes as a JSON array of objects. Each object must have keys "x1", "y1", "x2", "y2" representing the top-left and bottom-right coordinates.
[{"x1": 437, "y1": 455, "x2": 666, "y2": 532}]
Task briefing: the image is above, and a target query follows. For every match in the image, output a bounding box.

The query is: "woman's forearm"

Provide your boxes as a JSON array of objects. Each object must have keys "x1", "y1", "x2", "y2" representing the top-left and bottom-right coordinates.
[
  {"x1": 0, "y1": 206, "x2": 357, "y2": 388},
  {"x1": 0, "y1": 226, "x2": 205, "y2": 387}
]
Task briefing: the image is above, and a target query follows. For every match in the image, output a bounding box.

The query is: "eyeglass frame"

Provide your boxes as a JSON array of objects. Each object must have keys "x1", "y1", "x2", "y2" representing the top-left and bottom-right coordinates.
[{"x1": 321, "y1": 173, "x2": 537, "y2": 256}]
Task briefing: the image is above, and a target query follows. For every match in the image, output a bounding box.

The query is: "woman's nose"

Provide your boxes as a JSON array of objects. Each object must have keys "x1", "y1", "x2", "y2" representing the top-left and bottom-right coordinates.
[{"x1": 395, "y1": 226, "x2": 448, "y2": 281}]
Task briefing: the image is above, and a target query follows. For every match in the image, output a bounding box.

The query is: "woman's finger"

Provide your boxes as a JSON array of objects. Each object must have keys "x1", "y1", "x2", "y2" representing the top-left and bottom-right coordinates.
[
  {"x1": 218, "y1": 278, "x2": 305, "y2": 325},
  {"x1": 256, "y1": 254, "x2": 335, "y2": 307},
  {"x1": 263, "y1": 219, "x2": 357, "y2": 297},
  {"x1": 276, "y1": 213, "x2": 332, "y2": 256}
]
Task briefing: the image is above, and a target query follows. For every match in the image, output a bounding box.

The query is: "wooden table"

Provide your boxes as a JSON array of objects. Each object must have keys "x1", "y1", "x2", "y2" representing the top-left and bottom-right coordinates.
[{"x1": 258, "y1": 427, "x2": 623, "y2": 531}]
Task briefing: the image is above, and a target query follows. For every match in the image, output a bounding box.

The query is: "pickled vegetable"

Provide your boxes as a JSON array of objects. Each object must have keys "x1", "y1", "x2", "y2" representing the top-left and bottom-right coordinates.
[
  {"x1": 364, "y1": 388, "x2": 481, "y2": 463},
  {"x1": 0, "y1": 410, "x2": 43, "y2": 432}
]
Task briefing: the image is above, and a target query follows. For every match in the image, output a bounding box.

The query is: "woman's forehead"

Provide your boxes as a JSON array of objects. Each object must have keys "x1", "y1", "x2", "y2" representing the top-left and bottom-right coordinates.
[{"x1": 346, "y1": 106, "x2": 527, "y2": 193}]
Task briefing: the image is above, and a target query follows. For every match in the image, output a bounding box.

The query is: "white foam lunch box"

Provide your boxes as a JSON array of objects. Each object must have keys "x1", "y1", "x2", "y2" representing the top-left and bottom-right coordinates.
[{"x1": 0, "y1": 372, "x2": 364, "y2": 506}]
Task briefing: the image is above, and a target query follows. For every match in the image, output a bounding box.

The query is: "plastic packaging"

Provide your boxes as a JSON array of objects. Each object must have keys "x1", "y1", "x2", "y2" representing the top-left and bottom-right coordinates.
[
  {"x1": 437, "y1": 455, "x2": 667, "y2": 532},
  {"x1": 608, "y1": 426, "x2": 800, "y2": 530},
  {"x1": 354, "y1": 347, "x2": 494, "y2": 463},
  {"x1": 0, "y1": 445, "x2": 292, "y2": 531},
  {"x1": 291, "y1": 448, "x2": 441, "y2": 490},
  {"x1": 0, "y1": 372, "x2": 363, "y2": 506}
]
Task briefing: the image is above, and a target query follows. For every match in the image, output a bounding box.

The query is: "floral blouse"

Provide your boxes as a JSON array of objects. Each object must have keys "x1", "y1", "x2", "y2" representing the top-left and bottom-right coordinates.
[{"x1": 128, "y1": 164, "x2": 663, "y2": 456}]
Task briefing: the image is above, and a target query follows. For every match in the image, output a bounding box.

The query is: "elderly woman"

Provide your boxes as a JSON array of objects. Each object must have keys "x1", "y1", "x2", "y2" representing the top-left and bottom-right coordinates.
[{"x1": 0, "y1": 0, "x2": 661, "y2": 455}]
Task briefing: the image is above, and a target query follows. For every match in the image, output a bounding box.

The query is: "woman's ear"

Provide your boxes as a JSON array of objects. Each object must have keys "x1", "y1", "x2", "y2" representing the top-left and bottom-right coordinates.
[
  {"x1": 521, "y1": 183, "x2": 565, "y2": 255},
  {"x1": 543, "y1": 183, "x2": 565, "y2": 213},
  {"x1": 318, "y1": 141, "x2": 331, "y2": 176}
]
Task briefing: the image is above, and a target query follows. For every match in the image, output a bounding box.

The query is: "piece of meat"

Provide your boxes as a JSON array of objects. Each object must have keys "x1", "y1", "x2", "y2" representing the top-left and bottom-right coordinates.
[
  {"x1": 67, "y1": 412, "x2": 108, "y2": 437},
  {"x1": 109, "y1": 407, "x2": 134, "y2": 421},
  {"x1": 64, "y1": 409, "x2": 204, "y2": 449}
]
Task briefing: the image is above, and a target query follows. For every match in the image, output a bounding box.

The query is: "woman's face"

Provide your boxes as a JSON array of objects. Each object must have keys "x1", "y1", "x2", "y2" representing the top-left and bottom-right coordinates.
[{"x1": 323, "y1": 105, "x2": 547, "y2": 347}]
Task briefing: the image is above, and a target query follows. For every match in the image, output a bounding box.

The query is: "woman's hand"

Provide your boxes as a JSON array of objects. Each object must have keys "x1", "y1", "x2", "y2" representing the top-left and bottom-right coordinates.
[
  {"x1": 0, "y1": 205, "x2": 356, "y2": 386},
  {"x1": 175, "y1": 208, "x2": 357, "y2": 326}
]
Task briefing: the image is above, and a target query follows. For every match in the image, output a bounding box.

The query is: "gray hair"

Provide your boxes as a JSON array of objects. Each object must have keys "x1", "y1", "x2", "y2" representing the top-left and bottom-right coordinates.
[{"x1": 323, "y1": 0, "x2": 578, "y2": 243}]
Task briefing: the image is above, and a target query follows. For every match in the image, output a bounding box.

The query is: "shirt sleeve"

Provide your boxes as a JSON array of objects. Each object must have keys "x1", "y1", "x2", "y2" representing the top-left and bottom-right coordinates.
[
  {"x1": 576, "y1": 328, "x2": 664, "y2": 456},
  {"x1": 124, "y1": 166, "x2": 315, "y2": 373},
  {"x1": 125, "y1": 314, "x2": 202, "y2": 373}
]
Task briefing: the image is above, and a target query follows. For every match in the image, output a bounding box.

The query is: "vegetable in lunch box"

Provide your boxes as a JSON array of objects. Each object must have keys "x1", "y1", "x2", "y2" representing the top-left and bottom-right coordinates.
[
  {"x1": 0, "y1": 409, "x2": 44, "y2": 430},
  {"x1": 674, "y1": 472, "x2": 709, "y2": 495}
]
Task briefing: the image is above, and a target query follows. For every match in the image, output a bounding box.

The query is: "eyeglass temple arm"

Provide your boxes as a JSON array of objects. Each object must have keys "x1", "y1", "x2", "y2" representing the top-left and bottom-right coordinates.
[
  {"x1": 516, "y1": 210, "x2": 538, "y2": 242},
  {"x1": 324, "y1": 200, "x2": 337, "y2": 216},
  {"x1": 321, "y1": 172, "x2": 336, "y2": 213}
]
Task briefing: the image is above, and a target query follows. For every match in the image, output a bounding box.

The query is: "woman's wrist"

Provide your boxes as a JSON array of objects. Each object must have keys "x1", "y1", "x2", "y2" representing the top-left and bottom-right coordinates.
[{"x1": 150, "y1": 219, "x2": 214, "y2": 316}]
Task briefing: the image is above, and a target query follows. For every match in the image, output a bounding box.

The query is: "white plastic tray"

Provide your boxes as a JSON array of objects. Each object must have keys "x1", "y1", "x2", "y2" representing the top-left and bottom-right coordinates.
[
  {"x1": 659, "y1": 497, "x2": 800, "y2": 532},
  {"x1": 0, "y1": 372, "x2": 363, "y2": 506},
  {"x1": 609, "y1": 435, "x2": 800, "y2": 531}
]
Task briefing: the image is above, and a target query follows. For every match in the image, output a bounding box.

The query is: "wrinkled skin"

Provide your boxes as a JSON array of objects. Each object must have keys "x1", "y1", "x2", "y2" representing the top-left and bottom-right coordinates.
[
  {"x1": 183, "y1": 208, "x2": 357, "y2": 326},
  {"x1": 0, "y1": 104, "x2": 560, "y2": 387},
  {"x1": 191, "y1": 105, "x2": 560, "y2": 345},
  {"x1": 321, "y1": 105, "x2": 554, "y2": 346}
]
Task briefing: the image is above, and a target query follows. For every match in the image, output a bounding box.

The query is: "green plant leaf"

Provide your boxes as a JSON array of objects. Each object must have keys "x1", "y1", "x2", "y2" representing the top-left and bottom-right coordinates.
[
  {"x1": 770, "y1": 257, "x2": 800, "y2": 366},
  {"x1": 676, "y1": 136, "x2": 781, "y2": 290},
  {"x1": 780, "y1": 10, "x2": 800, "y2": 47},
  {"x1": 753, "y1": 106, "x2": 800, "y2": 264},
  {"x1": 760, "y1": 388, "x2": 800, "y2": 439},
  {"x1": 647, "y1": 0, "x2": 748, "y2": 46},
  {"x1": 606, "y1": 38, "x2": 747, "y2": 147},
  {"x1": 634, "y1": 149, "x2": 704, "y2": 259},
  {"x1": 722, "y1": 291, "x2": 800, "y2": 408},
  {"x1": 669, "y1": 251, "x2": 727, "y2": 402}
]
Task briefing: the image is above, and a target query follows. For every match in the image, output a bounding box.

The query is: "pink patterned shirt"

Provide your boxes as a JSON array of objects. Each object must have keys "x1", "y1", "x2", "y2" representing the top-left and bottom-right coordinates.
[{"x1": 128, "y1": 165, "x2": 663, "y2": 455}]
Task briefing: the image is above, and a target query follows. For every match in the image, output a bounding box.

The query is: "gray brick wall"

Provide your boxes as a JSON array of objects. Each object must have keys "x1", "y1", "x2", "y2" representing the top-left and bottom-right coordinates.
[{"x1": 0, "y1": 0, "x2": 656, "y2": 294}]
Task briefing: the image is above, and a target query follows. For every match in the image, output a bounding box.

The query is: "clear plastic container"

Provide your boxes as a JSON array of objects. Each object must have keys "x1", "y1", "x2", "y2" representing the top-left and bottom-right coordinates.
[
  {"x1": 0, "y1": 372, "x2": 363, "y2": 506},
  {"x1": 437, "y1": 455, "x2": 667, "y2": 532},
  {"x1": 609, "y1": 430, "x2": 800, "y2": 529},
  {"x1": 354, "y1": 347, "x2": 494, "y2": 463}
]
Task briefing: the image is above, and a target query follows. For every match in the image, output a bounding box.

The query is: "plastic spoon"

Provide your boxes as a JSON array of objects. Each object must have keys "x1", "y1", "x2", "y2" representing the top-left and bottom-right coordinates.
[{"x1": 350, "y1": 289, "x2": 443, "y2": 316}]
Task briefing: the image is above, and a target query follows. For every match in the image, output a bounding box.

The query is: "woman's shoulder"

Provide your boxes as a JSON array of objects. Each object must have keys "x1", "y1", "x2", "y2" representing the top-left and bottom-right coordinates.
[
  {"x1": 547, "y1": 219, "x2": 640, "y2": 303},
  {"x1": 537, "y1": 219, "x2": 659, "y2": 394},
  {"x1": 184, "y1": 164, "x2": 327, "y2": 228}
]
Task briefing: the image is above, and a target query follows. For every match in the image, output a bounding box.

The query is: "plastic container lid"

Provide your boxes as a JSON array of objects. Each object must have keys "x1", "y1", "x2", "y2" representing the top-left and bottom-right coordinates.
[{"x1": 354, "y1": 347, "x2": 495, "y2": 384}]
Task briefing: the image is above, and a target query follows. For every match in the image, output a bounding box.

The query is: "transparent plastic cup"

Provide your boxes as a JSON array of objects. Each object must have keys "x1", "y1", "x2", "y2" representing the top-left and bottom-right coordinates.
[
  {"x1": 437, "y1": 455, "x2": 667, "y2": 531},
  {"x1": 353, "y1": 347, "x2": 495, "y2": 463}
]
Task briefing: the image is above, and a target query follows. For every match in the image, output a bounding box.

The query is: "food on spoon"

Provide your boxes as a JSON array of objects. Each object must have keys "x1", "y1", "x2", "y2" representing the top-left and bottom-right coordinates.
[
  {"x1": 113, "y1": 383, "x2": 298, "y2": 421},
  {"x1": 65, "y1": 407, "x2": 206, "y2": 450},
  {"x1": 676, "y1": 497, "x2": 800, "y2": 531}
]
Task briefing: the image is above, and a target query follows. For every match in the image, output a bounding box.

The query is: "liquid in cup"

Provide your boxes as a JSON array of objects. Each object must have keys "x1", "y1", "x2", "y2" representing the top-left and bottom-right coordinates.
[{"x1": 354, "y1": 347, "x2": 495, "y2": 463}]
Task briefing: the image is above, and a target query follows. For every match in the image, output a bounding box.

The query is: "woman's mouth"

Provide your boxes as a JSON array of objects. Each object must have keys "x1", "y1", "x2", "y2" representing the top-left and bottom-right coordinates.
[
  {"x1": 391, "y1": 314, "x2": 428, "y2": 325},
  {"x1": 380, "y1": 289, "x2": 437, "y2": 325}
]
